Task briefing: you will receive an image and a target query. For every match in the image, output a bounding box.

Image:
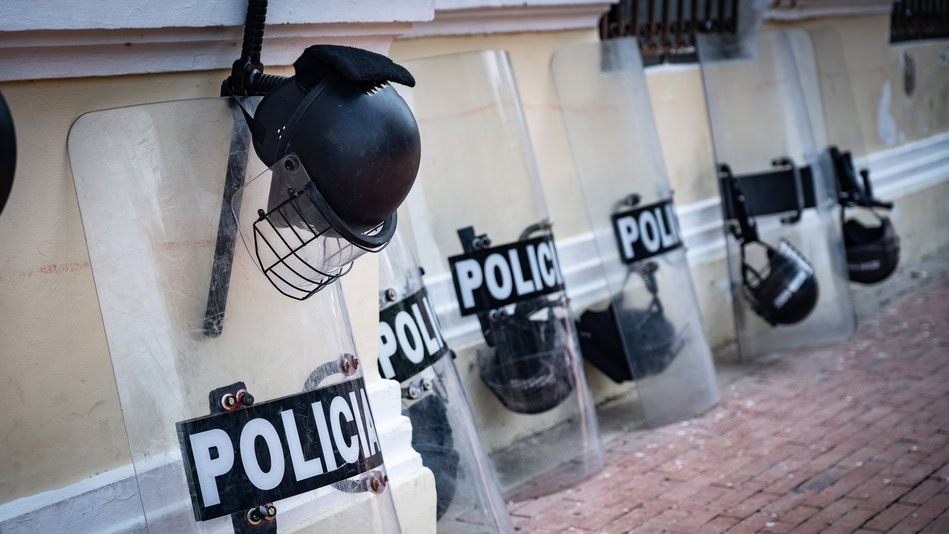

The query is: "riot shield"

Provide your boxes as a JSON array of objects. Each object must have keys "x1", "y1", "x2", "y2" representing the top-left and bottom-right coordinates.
[
  {"x1": 698, "y1": 29, "x2": 856, "y2": 360},
  {"x1": 67, "y1": 98, "x2": 402, "y2": 532},
  {"x1": 792, "y1": 28, "x2": 901, "y2": 285},
  {"x1": 378, "y1": 229, "x2": 513, "y2": 532},
  {"x1": 551, "y1": 38, "x2": 719, "y2": 427},
  {"x1": 395, "y1": 50, "x2": 605, "y2": 499}
]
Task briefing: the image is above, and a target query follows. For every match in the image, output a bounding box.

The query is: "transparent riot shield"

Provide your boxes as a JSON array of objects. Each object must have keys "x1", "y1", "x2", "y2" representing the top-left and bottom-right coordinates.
[
  {"x1": 551, "y1": 38, "x2": 719, "y2": 427},
  {"x1": 68, "y1": 98, "x2": 402, "y2": 532},
  {"x1": 698, "y1": 29, "x2": 856, "y2": 360},
  {"x1": 378, "y1": 229, "x2": 513, "y2": 532},
  {"x1": 395, "y1": 50, "x2": 605, "y2": 499},
  {"x1": 792, "y1": 28, "x2": 901, "y2": 285}
]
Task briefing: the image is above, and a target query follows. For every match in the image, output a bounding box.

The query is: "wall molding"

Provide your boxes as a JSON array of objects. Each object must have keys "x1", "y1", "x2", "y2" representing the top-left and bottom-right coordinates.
[
  {"x1": 764, "y1": 0, "x2": 892, "y2": 21},
  {"x1": 0, "y1": 23, "x2": 418, "y2": 82},
  {"x1": 410, "y1": 2, "x2": 611, "y2": 37},
  {"x1": 0, "y1": 2, "x2": 612, "y2": 81}
]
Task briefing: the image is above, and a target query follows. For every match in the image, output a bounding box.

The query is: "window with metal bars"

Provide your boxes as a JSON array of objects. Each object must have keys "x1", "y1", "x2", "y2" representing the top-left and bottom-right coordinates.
[
  {"x1": 599, "y1": 0, "x2": 743, "y2": 64},
  {"x1": 890, "y1": 0, "x2": 949, "y2": 43}
]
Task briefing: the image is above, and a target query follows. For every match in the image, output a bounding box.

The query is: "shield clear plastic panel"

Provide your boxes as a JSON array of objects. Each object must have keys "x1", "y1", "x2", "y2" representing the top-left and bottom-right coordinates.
[
  {"x1": 67, "y1": 98, "x2": 401, "y2": 532},
  {"x1": 379, "y1": 230, "x2": 513, "y2": 533},
  {"x1": 396, "y1": 50, "x2": 605, "y2": 499},
  {"x1": 698, "y1": 30, "x2": 856, "y2": 360},
  {"x1": 551, "y1": 38, "x2": 719, "y2": 427},
  {"x1": 791, "y1": 27, "x2": 900, "y2": 285}
]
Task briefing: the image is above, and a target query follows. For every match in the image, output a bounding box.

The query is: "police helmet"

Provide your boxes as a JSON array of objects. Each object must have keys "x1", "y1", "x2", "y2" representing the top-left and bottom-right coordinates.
[
  {"x1": 830, "y1": 145, "x2": 900, "y2": 284},
  {"x1": 578, "y1": 304, "x2": 679, "y2": 383},
  {"x1": 479, "y1": 296, "x2": 577, "y2": 414},
  {"x1": 741, "y1": 239, "x2": 819, "y2": 326},
  {"x1": 576, "y1": 261, "x2": 680, "y2": 382},
  {"x1": 405, "y1": 393, "x2": 460, "y2": 519},
  {"x1": 252, "y1": 45, "x2": 421, "y2": 250},
  {"x1": 0, "y1": 90, "x2": 15, "y2": 218},
  {"x1": 843, "y1": 216, "x2": 900, "y2": 284}
]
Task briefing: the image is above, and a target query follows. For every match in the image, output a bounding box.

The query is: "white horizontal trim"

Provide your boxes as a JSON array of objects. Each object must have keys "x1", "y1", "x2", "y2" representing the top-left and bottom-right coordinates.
[
  {"x1": 386, "y1": 2, "x2": 610, "y2": 38},
  {"x1": 764, "y1": 0, "x2": 892, "y2": 21},
  {"x1": 0, "y1": 23, "x2": 414, "y2": 82},
  {"x1": 437, "y1": 0, "x2": 607, "y2": 8},
  {"x1": 0, "y1": 1, "x2": 434, "y2": 32},
  {"x1": 0, "y1": 1, "x2": 611, "y2": 80}
]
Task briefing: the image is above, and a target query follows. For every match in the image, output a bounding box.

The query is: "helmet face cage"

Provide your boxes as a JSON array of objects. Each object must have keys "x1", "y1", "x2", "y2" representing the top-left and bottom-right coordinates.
[
  {"x1": 232, "y1": 45, "x2": 419, "y2": 301},
  {"x1": 478, "y1": 295, "x2": 577, "y2": 415},
  {"x1": 239, "y1": 154, "x2": 390, "y2": 301}
]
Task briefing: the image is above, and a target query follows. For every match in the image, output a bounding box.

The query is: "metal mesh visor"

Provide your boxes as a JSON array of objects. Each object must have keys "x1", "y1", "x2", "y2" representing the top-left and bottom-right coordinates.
[
  {"x1": 67, "y1": 97, "x2": 403, "y2": 532},
  {"x1": 232, "y1": 154, "x2": 389, "y2": 300},
  {"x1": 478, "y1": 298, "x2": 577, "y2": 414}
]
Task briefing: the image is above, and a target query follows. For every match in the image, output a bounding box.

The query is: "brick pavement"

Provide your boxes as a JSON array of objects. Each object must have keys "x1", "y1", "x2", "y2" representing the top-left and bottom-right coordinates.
[{"x1": 507, "y1": 272, "x2": 949, "y2": 533}]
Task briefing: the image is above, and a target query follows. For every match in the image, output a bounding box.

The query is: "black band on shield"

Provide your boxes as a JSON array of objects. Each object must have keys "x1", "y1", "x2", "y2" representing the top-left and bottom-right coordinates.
[
  {"x1": 378, "y1": 287, "x2": 450, "y2": 382},
  {"x1": 448, "y1": 235, "x2": 565, "y2": 317},
  {"x1": 720, "y1": 164, "x2": 817, "y2": 220},
  {"x1": 610, "y1": 197, "x2": 683, "y2": 264},
  {"x1": 176, "y1": 378, "x2": 383, "y2": 522}
]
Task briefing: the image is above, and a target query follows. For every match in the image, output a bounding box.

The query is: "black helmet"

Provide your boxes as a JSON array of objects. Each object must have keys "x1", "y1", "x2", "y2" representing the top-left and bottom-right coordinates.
[
  {"x1": 251, "y1": 45, "x2": 421, "y2": 249},
  {"x1": 577, "y1": 262, "x2": 680, "y2": 383},
  {"x1": 720, "y1": 164, "x2": 820, "y2": 326},
  {"x1": 843, "y1": 216, "x2": 900, "y2": 284},
  {"x1": 0, "y1": 90, "x2": 15, "y2": 218},
  {"x1": 830, "y1": 146, "x2": 900, "y2": 285},
  {"x1": 405, "y1": 392, "x2": 459, "y2": 519},
  {"x1": 741, "y1": 239, "x2": 819, "y2": 326},
  {"x1": 479, "y1": 297, "x2": 577, "y2": 414}
]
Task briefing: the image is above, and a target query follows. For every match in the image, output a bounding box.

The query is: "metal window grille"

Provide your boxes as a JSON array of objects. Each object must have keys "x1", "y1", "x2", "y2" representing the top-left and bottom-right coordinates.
[
  {"x1": 890, "y1": 0, "x2": 949, "y2": 43},
  {"x1": 599, "y1": 0, "x2": 742, "y2": 64}
]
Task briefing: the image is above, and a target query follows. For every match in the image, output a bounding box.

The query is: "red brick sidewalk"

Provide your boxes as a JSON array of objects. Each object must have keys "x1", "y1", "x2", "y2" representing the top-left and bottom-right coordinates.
[{"x1": 508, "y1": 273, "x2": 949, "y2": 533}]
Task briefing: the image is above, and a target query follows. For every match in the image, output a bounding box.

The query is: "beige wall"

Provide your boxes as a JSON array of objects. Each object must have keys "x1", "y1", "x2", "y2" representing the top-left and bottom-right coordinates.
[{"x1": 1, "y1": 11, "x2": 947, "y2": 508}]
